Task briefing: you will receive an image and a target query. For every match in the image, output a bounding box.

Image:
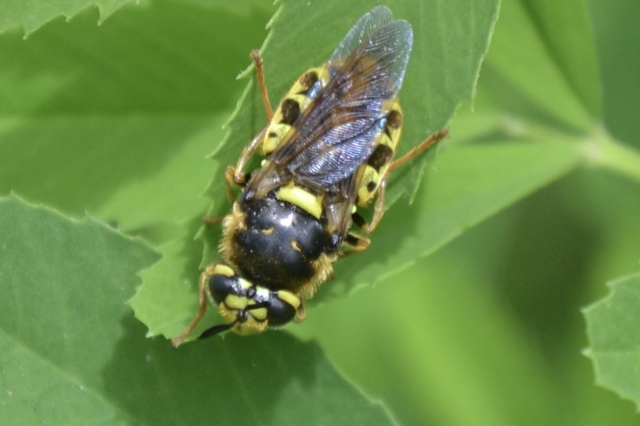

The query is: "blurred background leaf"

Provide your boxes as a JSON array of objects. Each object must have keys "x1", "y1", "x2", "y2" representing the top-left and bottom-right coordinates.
[
  {"x1": 0, "y1": 0, "x2": 271, "y2": 235},
  {"x1": 584, "y1": 273, "x2": 640, "y2": 410}
]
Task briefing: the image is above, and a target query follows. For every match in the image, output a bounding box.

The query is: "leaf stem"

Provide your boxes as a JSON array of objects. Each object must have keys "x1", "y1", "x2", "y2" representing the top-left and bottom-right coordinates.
[{"x1": 584, "y1": 129, "x2": 640, "y2": 182}]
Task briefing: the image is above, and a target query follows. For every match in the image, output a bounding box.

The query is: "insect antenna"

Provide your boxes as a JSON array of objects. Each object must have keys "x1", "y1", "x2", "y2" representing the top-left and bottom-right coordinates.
[
  {"x1": 197, "y1": 302, "x2": 271, "y2": 340},
  {"x1": 198, "y1": 321, "x2": 237, "y2": 340}
]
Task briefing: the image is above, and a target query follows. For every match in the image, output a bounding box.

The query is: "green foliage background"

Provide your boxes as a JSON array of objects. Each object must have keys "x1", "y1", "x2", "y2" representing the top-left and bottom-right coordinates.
[{"x1": 1, "y1": 0, "x2": 640, "y2": 425}]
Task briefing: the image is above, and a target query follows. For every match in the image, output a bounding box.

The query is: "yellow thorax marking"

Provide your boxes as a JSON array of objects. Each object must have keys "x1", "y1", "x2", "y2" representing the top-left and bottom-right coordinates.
[{"x1": 276, "y1": 182, "x2": 323, "y2": 219}]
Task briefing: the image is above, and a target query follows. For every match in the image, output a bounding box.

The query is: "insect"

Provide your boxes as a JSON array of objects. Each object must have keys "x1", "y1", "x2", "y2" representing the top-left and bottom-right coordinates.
[{"x1": 172, "y1": 6, "x2": 448, "y2": 347}]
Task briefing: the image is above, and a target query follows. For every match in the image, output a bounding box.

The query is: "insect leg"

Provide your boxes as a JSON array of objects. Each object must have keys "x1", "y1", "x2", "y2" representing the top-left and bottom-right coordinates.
[
  {"x1": 202, "y1": 215, "x2": 224, "y2": 225},
  {"x1": 250, "y1": 50, "x2": 274, "y2": 120},
  {"x1": 350, "y1": 171, "x2": 389, "y2": 236},
  {"x1": 293, "y1": 303, "x2": 307, "y2": 323},
  {"x1": 354, "y1": 176, "x2": 389, "y2": 235},
  {"x1": 222, "y1": 166, "x2": 240, "y2": 203},
  {"x1": 389, "y1": 128, "x2": 449, "y2": 173},
  {"x1": 201, "y1": 165, "x2": 244, "y2": 222},
  {"x1": 340, "y1": 232, "x2": 371, "y2": 257},
  {"x1": 171, "y1": 263, "x2": 218, "y2": 348},
  {"x1": 232, "y1": 123, "x2": 269, "y2": 186}
]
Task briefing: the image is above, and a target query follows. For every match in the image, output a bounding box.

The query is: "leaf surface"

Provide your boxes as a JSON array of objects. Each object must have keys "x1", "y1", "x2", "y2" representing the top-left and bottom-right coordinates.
[
  {"x1": 584, "y1": 273, "x2": 640, "y2": 409},
  {"x1": 0, "y1": 0, "x2": 270, "y2": 231},
  {"x1": 0, "y1": 0, "x2": 130, "y2": 36},
  {"x1": 0, "y1": 195, "x2": 394, "y2": 425}
]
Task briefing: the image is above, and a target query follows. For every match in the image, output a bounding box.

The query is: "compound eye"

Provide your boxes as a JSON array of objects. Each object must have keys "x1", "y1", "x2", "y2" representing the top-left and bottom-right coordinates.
[
  {"x1": 209, "y1": 274, "x2": 238, "y2": 305},
  {"x1": 267, "y1": 295, "x2": 298, "y2": 326}
]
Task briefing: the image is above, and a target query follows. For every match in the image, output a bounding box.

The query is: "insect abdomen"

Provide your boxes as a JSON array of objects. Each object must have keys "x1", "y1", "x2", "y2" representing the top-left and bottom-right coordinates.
[
  {"x1": 356, "y1": 101, "x2": 404, "y2": 205},
  {"x1": 262, "y1": 66, "x2": 331, "y2": 156}
]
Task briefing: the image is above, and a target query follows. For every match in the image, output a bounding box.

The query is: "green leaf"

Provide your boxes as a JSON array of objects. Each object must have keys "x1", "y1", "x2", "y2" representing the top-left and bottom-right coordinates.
[
  {"x1": 0, "y1": 195, "x2": 394, "y2": 425},
  {"x1": 129, "y1": 216, "x2": 211, "y2": 338},
  {"x1": 0, "y1": 194, "x2": 158, "y2": 423},
  {"x1": 0, "y1": 116, "x2": 223, "y2": 236},
  {"x1": 293, "y1": 235, "x2": 570, "y2": 426},
  {"x1": 0, "y1": 0, "x2": 131, "y2": 36},
  {"x1": 94, "y1": 115, "x2": 226, "y2": 232},
  {"x1": 583, "y1": 273, "x2": 640, "y2": 409},
  {"x1": 479, "y1": 0, "x2": 597, "y2": 132},
  {"x1": 459, "y1": 0, "x2": 640, "y2": 182},
  {"x1": 518, "y1": 0, "x2": 602, "y2": 117},
  {"x1": 0, "y1": 0, "x2": 271, "y2": 229}
]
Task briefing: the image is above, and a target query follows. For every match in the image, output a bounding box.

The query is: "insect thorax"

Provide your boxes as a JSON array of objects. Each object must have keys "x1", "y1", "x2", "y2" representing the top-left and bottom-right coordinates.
[{"x1": 220, "y1": 190, "x2": 336, "y2": 297}]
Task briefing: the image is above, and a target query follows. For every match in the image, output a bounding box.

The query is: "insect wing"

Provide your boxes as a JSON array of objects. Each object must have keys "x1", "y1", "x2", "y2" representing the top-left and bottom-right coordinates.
[
  {"x1": 326, "y1": 5, "x2": 411, "y2": 97},
  {"x1": 255, "y1": 7, "x2": 413, "y2": 194}
]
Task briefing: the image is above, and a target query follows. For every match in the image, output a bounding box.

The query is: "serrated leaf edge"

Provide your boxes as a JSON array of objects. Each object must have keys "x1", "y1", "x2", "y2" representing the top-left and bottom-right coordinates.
[
  {"x1": 582, "y1": 271, "x2": 640, "y2": 411},
  {"x1": 2, "y1": 191, "x2": 158, "y2": 252},
  {"x1": 1, "y1": 0, "x2": 135, "y2": 38}
]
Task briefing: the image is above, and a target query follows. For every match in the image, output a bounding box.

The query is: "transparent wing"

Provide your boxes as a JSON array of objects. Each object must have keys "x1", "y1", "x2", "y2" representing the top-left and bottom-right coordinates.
[
  {"x1": 327, "y1": 5, "x2": 411, "y2": 96},
  {"x1": 247, "y1": 7, "x2": 413, "y2": 197},
  {"x1": 330, "y1": 6, "x2": 394, "y2": 61}
]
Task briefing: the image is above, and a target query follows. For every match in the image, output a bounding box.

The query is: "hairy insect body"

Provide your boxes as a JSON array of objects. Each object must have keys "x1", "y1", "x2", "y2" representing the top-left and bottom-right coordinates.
[
  {"x1": 224, "y1": 192, "x2": 336, "y2": 295},
  {"x1": 172, "y1": 6, "x2": 447, "y2": 346},
  {"x1": 204, "y1": 188, "x2": 336, "y2": 336}
]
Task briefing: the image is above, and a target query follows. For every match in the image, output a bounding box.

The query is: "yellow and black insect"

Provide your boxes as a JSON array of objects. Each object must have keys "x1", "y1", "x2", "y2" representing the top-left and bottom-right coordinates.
[{"x1": 172, "y1": 6, "x2": 447, "y2": 347}]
